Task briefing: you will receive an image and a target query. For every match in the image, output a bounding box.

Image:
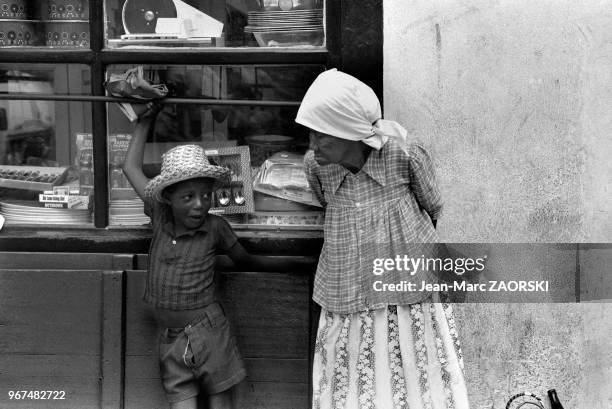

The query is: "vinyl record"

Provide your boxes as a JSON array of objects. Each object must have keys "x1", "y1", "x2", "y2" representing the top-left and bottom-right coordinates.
[{"x1": 122, "y1": 0, "x2": 177, "y2": 34}]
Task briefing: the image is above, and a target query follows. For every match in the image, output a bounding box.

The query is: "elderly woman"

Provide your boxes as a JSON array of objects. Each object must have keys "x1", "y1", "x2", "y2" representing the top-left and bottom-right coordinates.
[{"x1": 296, "y1": 69, "x2": 469, "y2": 409}]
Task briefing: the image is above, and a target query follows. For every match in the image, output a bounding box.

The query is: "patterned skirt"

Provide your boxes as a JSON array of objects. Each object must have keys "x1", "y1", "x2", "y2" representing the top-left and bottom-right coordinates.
[{"x1": 312, "y1": 298, "x2": 470, "y2": 409}]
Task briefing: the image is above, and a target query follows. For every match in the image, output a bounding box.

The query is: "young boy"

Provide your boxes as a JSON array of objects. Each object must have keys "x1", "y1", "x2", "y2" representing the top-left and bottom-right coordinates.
[{"x1": 123, "y1": 103, "x2": 306, "y2": 409}]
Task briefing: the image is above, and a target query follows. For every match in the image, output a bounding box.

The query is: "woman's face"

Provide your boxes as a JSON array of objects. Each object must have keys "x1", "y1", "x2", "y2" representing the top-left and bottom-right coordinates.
[{"x1": 309, "y1": 130, "x2": 353, "y2": 166}]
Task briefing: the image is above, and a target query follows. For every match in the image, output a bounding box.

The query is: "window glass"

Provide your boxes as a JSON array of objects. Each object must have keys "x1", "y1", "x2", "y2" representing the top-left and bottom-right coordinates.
[
  {"x1": 0, "y1": 64, "x2": 93, "y2": 225},
  {"x1": 104, "y1": 0, "x2": 324, "y2": 49},
  {"x1": 106, "y1": 64, "x2": 324, "y2": 227},
  {"x1": 0, "y1": 1, "x2": 90, "y2": 48}
]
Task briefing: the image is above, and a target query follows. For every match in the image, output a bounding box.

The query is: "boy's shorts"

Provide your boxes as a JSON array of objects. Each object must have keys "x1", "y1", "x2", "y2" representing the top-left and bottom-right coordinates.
[{"x1": 158, "y1": 302, "x2": 246, "y2": 403}]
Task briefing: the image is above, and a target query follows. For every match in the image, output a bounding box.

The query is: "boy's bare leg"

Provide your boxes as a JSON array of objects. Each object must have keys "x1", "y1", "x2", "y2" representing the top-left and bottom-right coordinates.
[
  {"x1": 207, "y1": 389, "x2": 233, "y2": 409},
  {"x1": 170, "y1": 397, "x2": 197, "y2": 409}
]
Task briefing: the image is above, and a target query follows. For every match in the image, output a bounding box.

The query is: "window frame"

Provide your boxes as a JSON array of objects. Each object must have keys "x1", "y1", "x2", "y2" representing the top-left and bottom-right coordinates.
[{"x1": 0, "y1": 0, "x2": 381, "y2": 231}]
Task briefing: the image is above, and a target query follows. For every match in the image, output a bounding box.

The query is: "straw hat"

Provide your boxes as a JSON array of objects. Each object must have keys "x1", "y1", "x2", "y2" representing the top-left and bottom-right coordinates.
[{"x1": 144, "y1": 145, "x2": 230, "y2": 202}]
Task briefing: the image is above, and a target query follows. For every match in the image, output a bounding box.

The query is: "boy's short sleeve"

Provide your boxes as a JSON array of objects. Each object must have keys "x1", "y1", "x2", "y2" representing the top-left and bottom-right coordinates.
[
  {"x1": 214, "y1": 216, "x2": 239, "y2": 252},
  {"x1": 144, "y1": 197, "x2": 165, "y2": 229},
  {"x1": 143, "y1": 197, "x2": 154, "y2": 218}
]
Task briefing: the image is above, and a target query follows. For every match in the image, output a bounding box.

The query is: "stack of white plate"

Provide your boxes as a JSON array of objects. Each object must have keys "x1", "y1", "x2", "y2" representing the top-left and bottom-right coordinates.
[
  {"x1": 109, "y1": 198, "x2": 150, "y2": 226},
  {"x1": 245, "y1": 9, "x2": 324, "y2": 47},
  {"x1": 0, "y1": 201, "x2": 92, "y2": 225}
]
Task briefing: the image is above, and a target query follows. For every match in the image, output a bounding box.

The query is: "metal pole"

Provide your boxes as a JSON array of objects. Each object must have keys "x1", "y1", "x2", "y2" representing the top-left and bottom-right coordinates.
[{"x1": 0, "y1": 93, "x2": 302, "y2": 106}]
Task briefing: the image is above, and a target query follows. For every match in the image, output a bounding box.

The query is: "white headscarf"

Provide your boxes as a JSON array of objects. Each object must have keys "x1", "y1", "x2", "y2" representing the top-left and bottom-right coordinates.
[{"x1": 295, "y1": 69, "x2": 407, "y2": 150}]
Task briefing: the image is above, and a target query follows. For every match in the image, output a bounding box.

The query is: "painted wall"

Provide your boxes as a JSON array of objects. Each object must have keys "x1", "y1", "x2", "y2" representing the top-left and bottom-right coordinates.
[
  {"x1": 384, "y1": 0, "x2": 611, "y2": 242},
  {"x1": 384, "y1": 1, "x2": 612, "y2": 408}
]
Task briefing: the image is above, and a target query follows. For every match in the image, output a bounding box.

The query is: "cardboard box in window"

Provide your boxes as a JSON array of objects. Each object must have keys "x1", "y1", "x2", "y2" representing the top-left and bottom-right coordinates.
[
  {"x1": 75, "y1": 132, "x2": 93, "y2": 195},
  {"x1": 39, "y1": 193, "x2": 90, "y2": 209},
  {"x1": 109, "y1": 133, "x2": 140, "y2": 200}
]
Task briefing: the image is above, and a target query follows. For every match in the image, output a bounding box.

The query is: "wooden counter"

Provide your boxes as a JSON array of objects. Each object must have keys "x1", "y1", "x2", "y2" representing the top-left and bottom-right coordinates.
[{"x1": 0, "y1": 247, "x2": 320, "y2": 409}]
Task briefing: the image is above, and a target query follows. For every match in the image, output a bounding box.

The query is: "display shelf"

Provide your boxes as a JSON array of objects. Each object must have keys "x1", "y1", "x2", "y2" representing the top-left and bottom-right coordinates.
[{"x1": 0, "y1": 165, "x2": 69, "y2": 191}]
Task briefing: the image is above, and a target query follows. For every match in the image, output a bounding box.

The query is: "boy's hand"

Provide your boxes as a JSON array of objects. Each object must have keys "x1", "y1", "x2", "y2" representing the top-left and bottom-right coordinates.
[{"x1": 138, "y1": 101, "x2": 164, "y2": 122}]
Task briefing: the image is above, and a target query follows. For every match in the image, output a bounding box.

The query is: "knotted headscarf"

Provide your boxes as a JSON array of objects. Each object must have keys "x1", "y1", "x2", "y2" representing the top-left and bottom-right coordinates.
[{"x1": 295, "y1": 69, "x2": 407, "y2": 150}]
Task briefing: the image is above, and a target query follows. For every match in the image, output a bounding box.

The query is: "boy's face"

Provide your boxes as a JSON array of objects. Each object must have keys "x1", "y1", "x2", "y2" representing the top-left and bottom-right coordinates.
[
  {"x1": 164, "y1": 177, "x2": 214, "y2": 233},
  {"x1": 309, "y1": 130, "x2": 352, "y2": 166}
]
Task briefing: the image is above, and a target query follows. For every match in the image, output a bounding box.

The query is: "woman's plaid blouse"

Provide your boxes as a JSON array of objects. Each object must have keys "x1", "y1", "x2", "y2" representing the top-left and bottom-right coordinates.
[{"x1": 304, "y1": 139, "x2": 443, "y2": 313}]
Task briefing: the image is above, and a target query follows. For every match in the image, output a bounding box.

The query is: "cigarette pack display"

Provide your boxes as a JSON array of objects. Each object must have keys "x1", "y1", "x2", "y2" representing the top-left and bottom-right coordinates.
[
  {"x1": 38, "y1": 193, "x2": 90, "y2": 209},
  {"x1": 75, "y1": 132, "x2": 93, "y2": 194},
  {"x1": 109, "y1": 134, "x2": 132, "y2": 189},
  {"x1": 44, "y1": 202, "x2": 69, "y2": 208}
]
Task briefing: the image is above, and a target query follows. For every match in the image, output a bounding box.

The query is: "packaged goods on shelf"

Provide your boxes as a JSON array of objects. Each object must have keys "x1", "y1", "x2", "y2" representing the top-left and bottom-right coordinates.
[{"x1": 253, "y1": 152, "x2": 321, "y2": 207}]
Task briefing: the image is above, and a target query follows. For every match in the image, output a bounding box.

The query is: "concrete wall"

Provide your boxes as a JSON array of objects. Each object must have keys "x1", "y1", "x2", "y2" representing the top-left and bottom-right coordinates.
[
  {"x1": 384, "y1": 1, "x2": 612, "y2": 408},
  {"x1": 384, "y1": 0, "x2": 611, "y2": 242}
]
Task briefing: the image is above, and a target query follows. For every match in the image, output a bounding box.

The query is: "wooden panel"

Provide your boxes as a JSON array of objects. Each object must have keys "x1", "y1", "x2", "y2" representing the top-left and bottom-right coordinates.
[
  {"x1": 122, "y1": 379, "x2": 308, "y2": 409},
  {"x1": 0, "y1": 355, "x2": 97, "y2": 378},
  {"x1": 0, "y1": 269, "x2": 105, "y2": 409},
  {"x1": 0, "y1": 228, "x2": 323, "y2": 255},
  {"x1": 0, "y1": 252, "x2": 134, "y2": 271},
  {"x1": 220, "y1": 271, "x2": 310, "y2": 359},
  {"x1": 134, "y1": 254, "x2": 317, "y2": 272},
  {"x1": 124, "y1": 269, "x2": 311, "y2": 408},
  {"x1": 125, "y1": 270, "x2": 310, "y2": 358},
  {"x1": 0, "y1": 377, "x2": 100, "y2": 409},
  {"x1": 234, "y1": 381, "x2": 309, "y2": 409},
  {"x1": 124, "y1": 357, "x2": 308, "y2": 408},
  {"x1": 124, "y1": 271, "x2": 159, "y2": 356},
  {"x1": 126, "y1": 356, "x2": 307, "y2": 384},
  {"x1": 122, "y1": 378, "x2": 167, "y2": 409},
  {"x1": 101, "y1": 271, "x2": 124, "y2": 409},
  {"x1": 0, "y1": 269, "x2": 101, "y2": 354},
  {"x1": 242, "y1": 359, "x2": 308, "y2": 384}
]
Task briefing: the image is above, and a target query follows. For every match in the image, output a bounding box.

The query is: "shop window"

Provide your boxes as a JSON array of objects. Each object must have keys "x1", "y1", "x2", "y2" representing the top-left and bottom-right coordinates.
[
  {"x1": 104, "y1": 0, "x2": 325, "y2": 49},
  {"x1": 106, "y1": 64, "x2": 325, "y2": 227},
  {"x1": 0, "y1": 64, "x2": 93, "y2": 225},
  {"x1": 0, "y1": 0, "x2": 358, "y2": 229},
  {"x1": 0, "y1": 1, "x2": 90, "y2": 48}
]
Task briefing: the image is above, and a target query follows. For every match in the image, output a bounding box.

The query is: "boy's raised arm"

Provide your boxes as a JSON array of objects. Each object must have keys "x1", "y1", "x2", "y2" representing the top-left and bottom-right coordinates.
[{"x1": 122, "y1": 103, "x2": 159, "y2": 201}]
